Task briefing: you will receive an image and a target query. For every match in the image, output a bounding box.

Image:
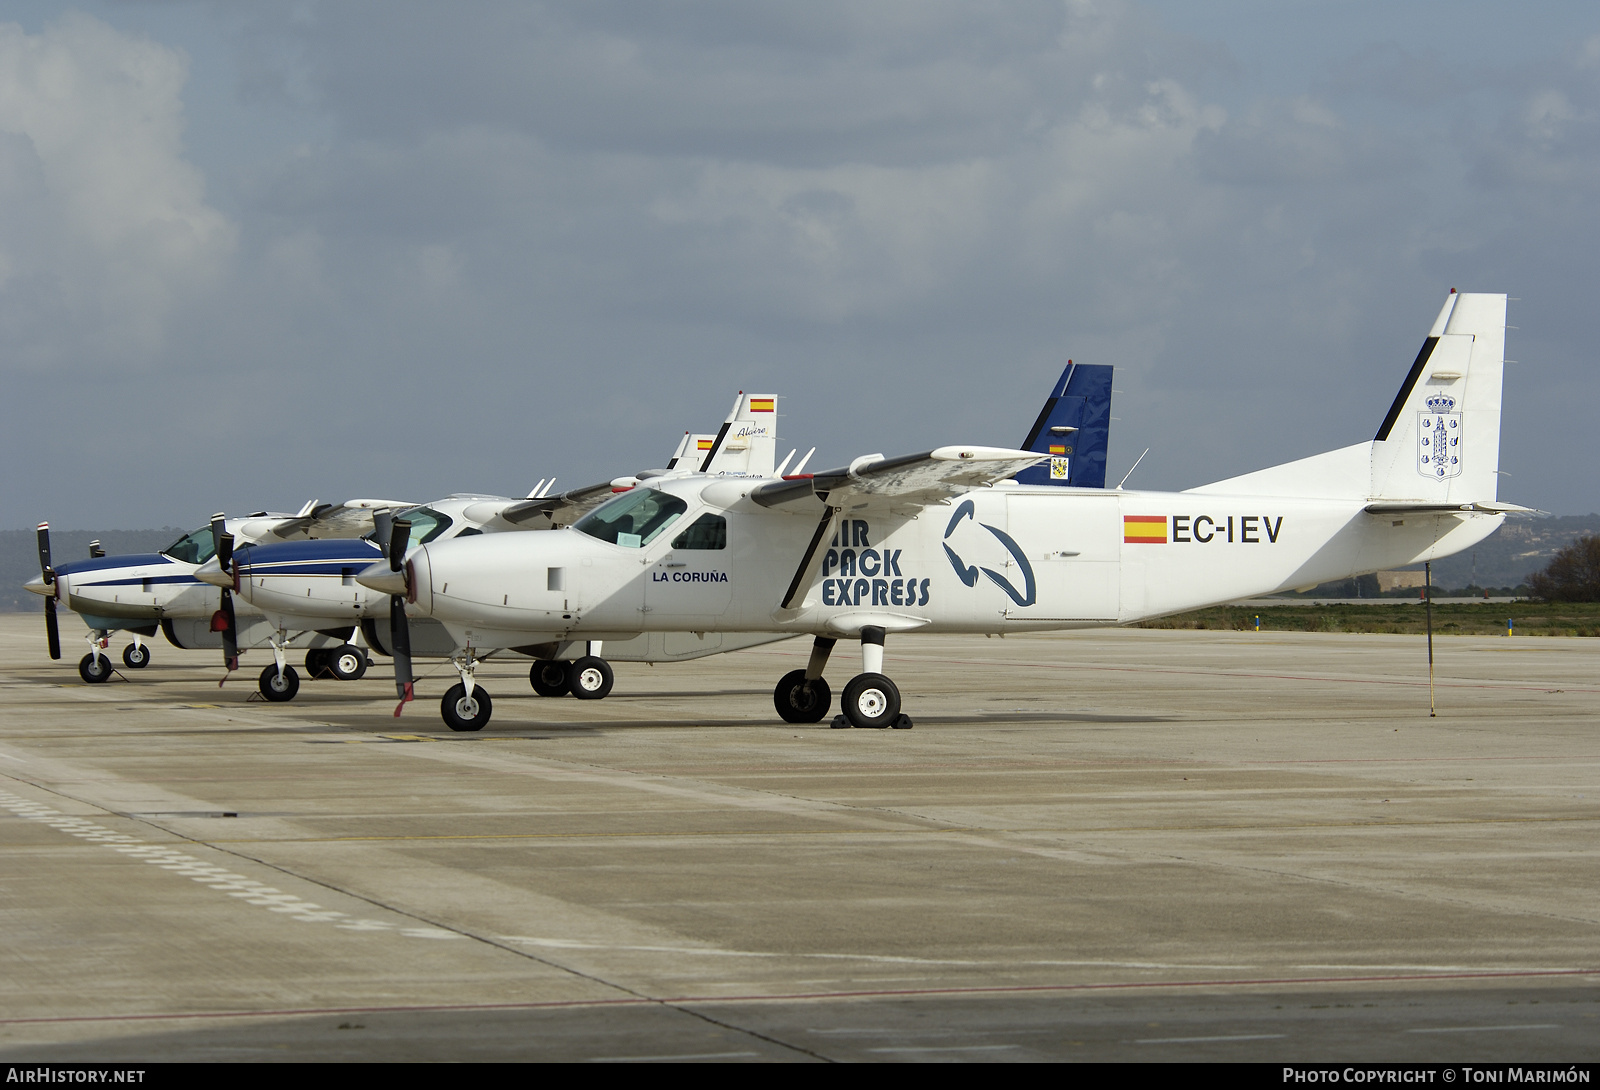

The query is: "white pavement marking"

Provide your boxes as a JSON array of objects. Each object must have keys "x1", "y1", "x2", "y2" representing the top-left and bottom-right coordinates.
[
  {"x1": 866, "y1": 1045, "x2": 1022, "y2": 1053},
  {"x1": 0, "y1": 789, "x2": 461, "y2": 942},
  {"x1": 1136, "y1": 1033, "x2": 1287, "y2": 1044},
  {"x1": 590, "y1": 1051, "x2": 761, "y2": 1063},
  {"x1": 1406, "y1": 1024, "x2": 1561, "y2": 1034}
]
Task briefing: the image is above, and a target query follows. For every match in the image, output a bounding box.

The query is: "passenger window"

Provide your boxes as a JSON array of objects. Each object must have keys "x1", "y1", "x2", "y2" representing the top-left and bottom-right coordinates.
[{"x1": 671, "y1": 513, "x2": 727, "y2": 550}]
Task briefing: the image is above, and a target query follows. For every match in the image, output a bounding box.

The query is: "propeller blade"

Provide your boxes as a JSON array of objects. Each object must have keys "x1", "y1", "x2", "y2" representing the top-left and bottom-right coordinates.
[
  {"x1": 88, "y1": 539, "x2": 105, "y2": 559},
  {"x1": 373, "y1": 510, "x2": 393, "y2": 554},
  {"x1": 44, "y1": 598, "x2": 60, "y2": 661},
  {"x1": 216, "y1": 587, "x2": 239, "y2": 682},
  {"x1": 36, "y1": 522, "x2": 53, "y2": 586},
  {"x1": 388, "y1": 518, "x2": 411, "y2": 571},
  {"x1": 387, "y1": 517, "x2": 414, "y2": 713},
  {"x1": 390, "y1": 593, "x2": 413, "y2": 713},
  {"x1": 37, "y1": 523, "x2": 60, "y2": 660},
  {"x1": 216, "y1": 531, "x2": 235, "y2": 581}
]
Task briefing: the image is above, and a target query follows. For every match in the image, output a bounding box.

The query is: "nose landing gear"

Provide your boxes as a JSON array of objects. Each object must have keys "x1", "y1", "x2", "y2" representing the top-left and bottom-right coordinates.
[
  {"x1": 78, "y1": 631, "x2": 114, "y2": 684},
  {"x1": 441, "y1": 645, "x2": 490, "y2": 731}
]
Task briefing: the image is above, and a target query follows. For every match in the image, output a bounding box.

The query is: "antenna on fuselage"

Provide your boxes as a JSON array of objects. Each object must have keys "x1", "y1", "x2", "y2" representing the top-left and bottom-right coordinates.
[{"x1": 1115, "y1": 448, "x2": 1150, "y2": 490}]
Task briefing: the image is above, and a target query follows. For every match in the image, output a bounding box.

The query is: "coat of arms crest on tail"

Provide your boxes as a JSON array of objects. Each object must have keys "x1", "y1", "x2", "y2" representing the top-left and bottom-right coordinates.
[{"x1": 1418, "y1": 393, "x2": 1462, "y2": 479}]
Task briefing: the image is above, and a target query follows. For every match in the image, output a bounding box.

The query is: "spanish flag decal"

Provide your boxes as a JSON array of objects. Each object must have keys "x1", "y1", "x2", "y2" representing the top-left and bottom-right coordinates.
[
  {"x1": 1123, "y1": 515, "x2": 1167, "y2": 543},
  {"x1": 1048, "y1": 444, "x2": 1067, "y2": 455},
  {"x1": 697, "y1": 438, "x2": 714, "y2": 450},
  {"x1": 749, "y1": 397, "x2": 776, "y2": 412}
]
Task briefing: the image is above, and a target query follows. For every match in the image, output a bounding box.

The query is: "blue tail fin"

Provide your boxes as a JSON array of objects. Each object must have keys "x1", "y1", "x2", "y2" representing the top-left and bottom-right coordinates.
[{"x1": 1011, "y1": 361, "x2": 1113, "y2": 487}]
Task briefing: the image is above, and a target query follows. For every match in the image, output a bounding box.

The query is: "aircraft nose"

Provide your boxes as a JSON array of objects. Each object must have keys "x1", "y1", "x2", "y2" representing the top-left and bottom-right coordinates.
[
  {"x1": 193, "y1": 558, "x2": 232, "y2": 588},
  {"x1": 24, "y1": 573, "x2": 51, "y2": 597},
  {"x1": 356, "y1": 561, "x2": 407, "y2": 596}
]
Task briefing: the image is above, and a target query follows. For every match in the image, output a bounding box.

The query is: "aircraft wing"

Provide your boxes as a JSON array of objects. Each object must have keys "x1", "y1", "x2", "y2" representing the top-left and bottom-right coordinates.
[
  {"x1": 751, "y1": 447, "x2": 1045, "y2": 612},
  {"x1": 751, "y1": 446, "x2": 1044, "y2": 513},
  {"x1": 499, "y1": 481, "x2": 621, "y2": 526},
  {"x1": 272, "y1": 498, "x2": 418, "y2": 539}
]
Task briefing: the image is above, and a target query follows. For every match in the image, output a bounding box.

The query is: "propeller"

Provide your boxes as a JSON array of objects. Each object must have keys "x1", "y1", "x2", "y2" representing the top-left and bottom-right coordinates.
[
  {"x1": 387, "y1": 517, "x2": 414, "y2": 715},
  {"x1": 208, "y1": 513, "x2": 239, "y2": 682},
  {"x1": 88, "y1": 539, "x2": 105, "y2": 559},
  {"x1": 37, "y1": 523, "x2": 60, "y2": 661}
]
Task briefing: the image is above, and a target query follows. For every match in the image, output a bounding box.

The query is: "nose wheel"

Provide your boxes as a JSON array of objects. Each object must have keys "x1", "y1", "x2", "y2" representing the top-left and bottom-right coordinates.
[
  {"x1": 442, "y1": 683, "x2": 491, "y2": 731},
  {"x1": 259, "y1": 664, "x2": 300, "y2": 702},
  {"x1": 78, "y1": 652, "x2": 114, "y2": 684}
]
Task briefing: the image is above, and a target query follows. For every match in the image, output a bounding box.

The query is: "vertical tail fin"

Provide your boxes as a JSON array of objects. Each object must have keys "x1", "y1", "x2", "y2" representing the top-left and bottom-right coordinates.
[
  {"x1": 1011, "y1": 362, "x2": 1114, "y2": 487},
  {"x1": 700, "y1": 392, "x2": 779, "y2": 476},
  {"x1": 1369, "y1": 292, "x2": 1506, "y2": 503}
]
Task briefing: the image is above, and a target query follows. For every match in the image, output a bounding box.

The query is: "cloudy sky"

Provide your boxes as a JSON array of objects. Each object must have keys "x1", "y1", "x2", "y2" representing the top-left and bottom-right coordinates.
[{"x1": 3, "y1": 1, "x2": 1597, "y2": 529}]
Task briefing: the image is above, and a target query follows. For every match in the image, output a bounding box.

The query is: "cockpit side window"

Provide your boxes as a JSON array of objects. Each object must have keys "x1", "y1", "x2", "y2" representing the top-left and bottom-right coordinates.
[
  {"x1": 573, "y1": 489, "x2": 688, "y2": 548},
  {"x1": 163, "y1": 527, "x2": 216, "y2": 565},
  {"x1": 671, "y1": 513, "x2": 726, "y2": 550},
  {"x1": 403, "y1": 508, "x2": 454, "y2": 547}
]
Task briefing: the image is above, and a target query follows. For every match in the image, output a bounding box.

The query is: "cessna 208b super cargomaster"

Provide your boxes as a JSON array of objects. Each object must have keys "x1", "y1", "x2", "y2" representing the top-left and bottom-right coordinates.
[
  {"x1": 194, "y1": 366, "x2": 1115, "y2": 711},
  {"x1": 360, "y1": 292, "x2": 1522, "y2": 733}
]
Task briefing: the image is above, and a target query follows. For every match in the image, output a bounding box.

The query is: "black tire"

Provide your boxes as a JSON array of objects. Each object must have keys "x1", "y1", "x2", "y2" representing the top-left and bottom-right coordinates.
[
  {"x1": 259, "y1": 664, "x2": 300, "y2": 702},
  {"x1": 529, "y1": 659, "x2": 570, "y2": 697},
  {"x1": 568, "y1": 656, "x2": 614, "y2": 700},
  {"x1": 78, "y1": 653, "x2": 113, "y2": 684},
  {"x1": 774, "y1": 669, "x2": 831, "y2": 723},
  {"x1": 841, "y1": 672, "x2": 900, "y2": 729},
  {"x1": 304, "y1": 648, "x2": 331, "y2": 678},
  {"x1": 327, "y1": 644, "x2": 368, "y2": 681},
  {"x1": 441, "y1": 683, "x2": 491, "y2": 731},
  {"x1": 122, "y1": 644, "x2": 150, "y2": 669}
]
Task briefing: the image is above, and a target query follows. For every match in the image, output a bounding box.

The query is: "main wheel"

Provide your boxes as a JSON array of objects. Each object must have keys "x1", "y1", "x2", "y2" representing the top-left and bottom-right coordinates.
[
  {"x1": 259, "y1": 664, "x2": 300, "y2": 702},
  {"x1": 305, "y1": 648, "x2": 331, "y2": 678},
  {"x1": 78, "y1": 653, "x2": 113, "y2": 684},
  {"x1": 529, "y1": 659, "x2": 570, "y2": 697},
  {"x1": 773, "y1": 669, "x2": 832, "y2": 723},
  {"x1": 841, "y1": 672, "x2": 900, "y2": 729},
  {"x1": 568, "y1": 656, "x2": 614, "y2": 700},
  {"x1": 122, "y1": 644, "x2": 150, "y2": 669},
  {"x1": 327, "y1": 644, "x2": 368, "y2": 681},
  {"x1": 441, "y1": 683, "x2": 492, "y2": 731}
]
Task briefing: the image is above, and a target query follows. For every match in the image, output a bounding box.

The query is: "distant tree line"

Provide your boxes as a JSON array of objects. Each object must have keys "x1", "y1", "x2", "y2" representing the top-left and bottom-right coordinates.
[{"x1": 1530, "y1": 534, "x2": 1600, "y2": 601}]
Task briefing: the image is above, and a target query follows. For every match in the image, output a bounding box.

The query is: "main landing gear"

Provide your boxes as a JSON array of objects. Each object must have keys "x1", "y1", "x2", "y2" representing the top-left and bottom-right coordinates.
[
  {"x1": 122, "y1": 634, "x2": 150, "y2": 669},
  {"x1": 773, "y1": 628, "x2": 913, "y2": 730},
  {"x1": 528, "y1": 642, "x2": 614, "y2": 700},
  {"x1": 305, "y1": 645, "x2": 369, "y2": 682}
]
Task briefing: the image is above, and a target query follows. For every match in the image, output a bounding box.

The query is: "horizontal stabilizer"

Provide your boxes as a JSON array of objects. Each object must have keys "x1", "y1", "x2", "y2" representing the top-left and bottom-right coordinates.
[{"x1": 1364, "y1": 500, "x2": 1538, "y2": 515}]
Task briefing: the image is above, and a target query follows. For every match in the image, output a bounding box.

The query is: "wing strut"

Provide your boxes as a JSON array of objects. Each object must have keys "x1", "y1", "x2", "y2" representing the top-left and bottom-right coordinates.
[{"x1": 780, "y1": 505, "x2": 839, "y2": 610}]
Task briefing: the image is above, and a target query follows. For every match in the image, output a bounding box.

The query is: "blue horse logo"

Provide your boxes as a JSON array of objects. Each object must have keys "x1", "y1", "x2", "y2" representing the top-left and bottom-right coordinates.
[{"x1": 942, "y1": 499, "x2": 1035, "y2": 608}]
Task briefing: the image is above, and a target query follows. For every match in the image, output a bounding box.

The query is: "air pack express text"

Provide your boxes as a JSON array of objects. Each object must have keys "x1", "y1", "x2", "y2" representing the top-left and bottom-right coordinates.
[
  {"x1": 1173, "y1": 515, "x2": 1283, "y2": 544},
  {"x1": 820, "y1": 520, "x2": 930, "y2": 608}
]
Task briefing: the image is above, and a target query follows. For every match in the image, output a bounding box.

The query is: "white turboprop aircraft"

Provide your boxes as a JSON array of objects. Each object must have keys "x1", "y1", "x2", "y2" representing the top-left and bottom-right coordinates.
[
  {"x1": 361, "y1": 292, "x2": 1524, "y2": 732},
  {"x1": 23, "y1": 500, "x2": 414, "y2": 682},
  {"x1": 192, "y1": 395, "x2": 805, "y2": 702}
]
